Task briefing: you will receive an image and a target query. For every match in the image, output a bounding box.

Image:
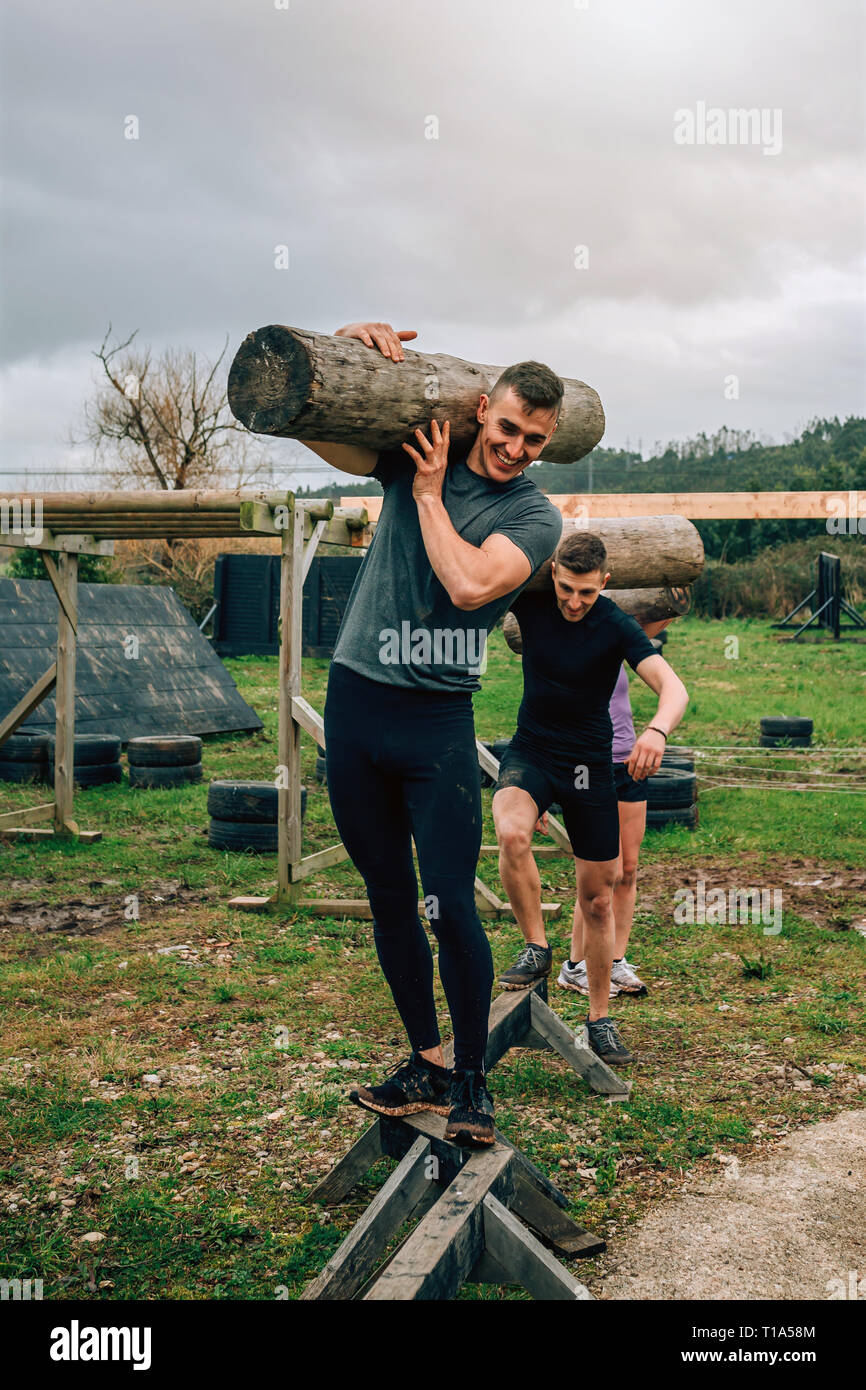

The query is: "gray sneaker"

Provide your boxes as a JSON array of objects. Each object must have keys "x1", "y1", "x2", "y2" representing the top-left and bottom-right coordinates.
[
  {"x1": 581, "y1": 1016, "x2": 635, "y2": 1065},
  {"x1": 557, "y1": 958, "x2": 619, "y2": 999},
  {"x1": 610, "y1": 957, "x2": 647, "y2": 996},
  {"x1": 498, "y1": 942, "x2": 552, "y2": 990}
]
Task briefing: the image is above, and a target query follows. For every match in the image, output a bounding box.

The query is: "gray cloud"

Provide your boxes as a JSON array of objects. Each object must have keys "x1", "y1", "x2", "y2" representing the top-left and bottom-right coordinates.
[{"x1": 1, "y1": 0, "x2": 863, "y2": 489}]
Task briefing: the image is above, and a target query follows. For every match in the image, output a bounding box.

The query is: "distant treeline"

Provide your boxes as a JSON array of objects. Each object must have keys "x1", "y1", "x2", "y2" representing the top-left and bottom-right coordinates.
[{"x1": 297, "y1": 415, "x2": 866, "y2": 565}]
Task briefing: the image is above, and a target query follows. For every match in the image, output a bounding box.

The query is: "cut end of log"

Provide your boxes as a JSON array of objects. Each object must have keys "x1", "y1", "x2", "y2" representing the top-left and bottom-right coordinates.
[{"x1": 228, "y1": 326, "x2": 314, "y2": 434}]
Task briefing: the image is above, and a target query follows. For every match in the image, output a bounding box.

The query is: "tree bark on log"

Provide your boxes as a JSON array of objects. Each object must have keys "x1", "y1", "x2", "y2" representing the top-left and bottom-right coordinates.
[
  {"x1": 502, "y1": 586, "x2": 691, "y2": 653},
  {"x1": 227, "y1": 325, "x2": 605, "y2": 464},
  {"x1": 524, "y1": 516, "x2": 704, "y2": 590}
]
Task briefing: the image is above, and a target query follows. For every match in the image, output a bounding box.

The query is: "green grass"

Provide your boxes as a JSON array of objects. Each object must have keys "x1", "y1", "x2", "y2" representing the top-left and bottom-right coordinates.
[{"x1": 0, "y1": 615, "x2": 863, "y2": 1299}]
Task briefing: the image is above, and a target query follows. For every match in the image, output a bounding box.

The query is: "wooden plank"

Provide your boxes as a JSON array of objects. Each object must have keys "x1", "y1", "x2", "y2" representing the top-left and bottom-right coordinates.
[
  {"x1": 530, "y1": 992, "x2": 628, "y2": 1096},
  {"x1": 291, "y1": 696, "x2": 325, "y2": 748},
  {"x1": 353, "y1": 1184, "x2": 442, "y2": 1298},
  {"x1": 0, "y1": 825, "x2": 100, "y2": 842},
  {"x1": 301, "y1": 519, "x2": 328, "y2": 582},
  {"x1": 0, "y1": 662, "x2": 57, "y2": 746},
  {"x1": 275, "y1": 509, "x2": 304, "y2": 904},
  {"x1": 482, "y1": 1195, "x2": 594, "y2": 1300},
  {"x1": 347, "y1": 491, "x2": 843, "y2": 522},
  {"x1": 301, "y1": 1136, "x2": 431, "y2": 1300},
  {"x1": 378, "y1": 1108, "x2": 573, "y2": 1218},
  {"x1": 0, "y1": 802, "x2": 55, "y2": 828},
  {"x1": 289, "y1": 842, "x2": 351, "y2": 881},
  {"x1": 509, "y1": 1168, "x2": 605, "y2": 1258},
  {"x1": 307, "y1": 1119, "x2": 384, "y2": 1206},
  {"x1": 474, "y1": 875, "x2": 504, "y2": 915},
  {"x1": 363, "y1": 1147, "x2": 514, "y2": 1301}
]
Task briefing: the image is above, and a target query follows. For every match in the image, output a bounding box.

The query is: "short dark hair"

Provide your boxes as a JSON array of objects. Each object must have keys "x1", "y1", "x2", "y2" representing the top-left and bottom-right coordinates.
[
  {"x1": 489, "y1": 361, "x2": 564, "y2": 419},
  {"x1": 553, "y1": 531, "x2": 607, "y2": 576}
]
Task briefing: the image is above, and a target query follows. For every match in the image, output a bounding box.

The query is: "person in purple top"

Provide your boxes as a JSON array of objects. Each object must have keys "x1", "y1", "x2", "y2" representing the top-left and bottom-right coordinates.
[{"x1": 560, "y1": 618, "x2": 674, "y2": 1003}]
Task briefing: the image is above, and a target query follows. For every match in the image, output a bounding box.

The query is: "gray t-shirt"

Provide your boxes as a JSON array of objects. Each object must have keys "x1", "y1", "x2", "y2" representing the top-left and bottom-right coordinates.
[{"x1": 332, "y1": 447, "x2": 563, "y2": 692}]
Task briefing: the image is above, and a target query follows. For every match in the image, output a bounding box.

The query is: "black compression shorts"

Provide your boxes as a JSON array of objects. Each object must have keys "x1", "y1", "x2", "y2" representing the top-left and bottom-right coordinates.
[{"x1": 494, "y1": 733, "x2": 620, "y2": 862}]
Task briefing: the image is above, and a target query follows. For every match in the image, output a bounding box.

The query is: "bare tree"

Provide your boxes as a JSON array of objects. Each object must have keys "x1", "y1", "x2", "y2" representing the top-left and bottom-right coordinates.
[{"x1": 79, "y1": 326, "x2": 271, "y2": 493}]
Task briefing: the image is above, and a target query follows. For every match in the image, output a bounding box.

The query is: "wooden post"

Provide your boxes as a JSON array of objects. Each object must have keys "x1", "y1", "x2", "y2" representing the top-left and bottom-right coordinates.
[
  {"x1": 52, "y1": 549, "x2": 78, "y2": 836},
  {"x1": 276, "y1": 501, "x2": 303, "y2": 906}
]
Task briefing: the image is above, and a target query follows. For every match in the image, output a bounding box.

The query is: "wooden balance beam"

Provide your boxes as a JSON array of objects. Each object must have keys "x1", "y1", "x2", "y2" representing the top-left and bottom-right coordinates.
[{"x1": 302, "y1": 979, "x2": 623, "y2": 1301}]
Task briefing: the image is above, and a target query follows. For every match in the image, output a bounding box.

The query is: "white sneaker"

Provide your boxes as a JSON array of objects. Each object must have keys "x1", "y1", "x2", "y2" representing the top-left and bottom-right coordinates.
[
  {"x1": 610, "y1": 957, "x2": 648, "y2": 995},
  {"x1": 557, "y1": 959, "x2": 619, "y2": 999}
]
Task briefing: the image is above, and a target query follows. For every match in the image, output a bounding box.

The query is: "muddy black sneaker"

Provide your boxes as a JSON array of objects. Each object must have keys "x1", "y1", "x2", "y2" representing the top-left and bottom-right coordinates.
[
  {"x1": 349, "y1": 1052, "x2": 452, "y2": 1117},
  {"x1": 498, "y1": 942, "x2": 552, "y2": 990},
  {"x1": 444, "y1": 1069, "x2": 496, "y2": 1147},
  {"x1": 582, "y1": 1016, "x2": 635, "y2": 1066}
]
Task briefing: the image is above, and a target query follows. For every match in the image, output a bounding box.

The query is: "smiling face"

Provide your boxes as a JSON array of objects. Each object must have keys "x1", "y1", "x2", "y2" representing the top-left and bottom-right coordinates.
[
  {"x1": 551, "y1": 562, "x2": 611, "y2": 622},
  {"x1": 468, "y1": 387, "x2": 559, "y2": 484}
]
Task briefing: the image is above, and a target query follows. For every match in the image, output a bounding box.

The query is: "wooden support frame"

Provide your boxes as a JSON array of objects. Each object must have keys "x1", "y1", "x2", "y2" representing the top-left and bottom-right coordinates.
[
  {"x1": 302, "y1": 980, "x2": 619, "y2": 1300},
  {"x1": 0, "y1": 533, "x2": 108, "y2": 844}
]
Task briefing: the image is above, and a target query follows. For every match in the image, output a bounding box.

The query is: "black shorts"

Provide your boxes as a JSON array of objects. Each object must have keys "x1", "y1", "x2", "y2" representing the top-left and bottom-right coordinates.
[
  {"x1": 495, "y1": 734, "x2": 620, "y2": 862},
  {"x1": 614, "y1": 761, "x2": 648, "y2": 804}
]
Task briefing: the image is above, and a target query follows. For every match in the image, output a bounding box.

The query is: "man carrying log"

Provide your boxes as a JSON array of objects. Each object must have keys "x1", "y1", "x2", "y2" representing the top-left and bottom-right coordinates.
[
  {"x1": 492, "y1": 532, "x2": 689, "y2": 1065},
  {"x1": 306, "y1": 321, "x2": 564, "y2": 1145}
]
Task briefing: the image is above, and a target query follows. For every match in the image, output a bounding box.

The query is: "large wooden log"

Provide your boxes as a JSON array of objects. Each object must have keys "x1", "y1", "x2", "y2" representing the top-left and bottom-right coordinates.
[
  {"x1": 525, "y1": 515, "x2": 703, "y2": 590},
  {"x1": 502, "y1": 585, "x2": 691, "y2": 651},
  {"x1": 227, "y1": 324, "x2": 604, "y2": 464}
]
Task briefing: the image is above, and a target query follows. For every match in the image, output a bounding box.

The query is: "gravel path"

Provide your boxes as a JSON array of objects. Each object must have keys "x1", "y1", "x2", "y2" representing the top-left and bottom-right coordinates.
[{"x1": 591, "y1": 1109, "x2": 866, "y2": 1300}]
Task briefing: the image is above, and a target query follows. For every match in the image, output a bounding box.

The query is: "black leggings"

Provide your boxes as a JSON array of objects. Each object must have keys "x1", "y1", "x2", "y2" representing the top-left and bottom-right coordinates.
[{"x1": 323, "y1": 661, "x2": 493, "y2": 1071}]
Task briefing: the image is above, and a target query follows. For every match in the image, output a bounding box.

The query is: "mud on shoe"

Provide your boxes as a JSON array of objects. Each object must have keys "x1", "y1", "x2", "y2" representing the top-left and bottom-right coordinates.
[
  {"x1": 557, "y1": 958, "x2": 619, "y2": 999},
  {"x1": 581, "y1": 1016, "x2": 635, "y2": 1066},
  {"x1": 609, "y1": 957, "x2": 647, "y2": 996},
  {"x1": 498, "y1": 942, "x2": 552, "y2": 991},
  {"x1": 444, "y1": 1069, "x2": 495, "y2": 1147},
  {"x1": 349, "y1": 1051, "x2": 452, "y2": 1117}
]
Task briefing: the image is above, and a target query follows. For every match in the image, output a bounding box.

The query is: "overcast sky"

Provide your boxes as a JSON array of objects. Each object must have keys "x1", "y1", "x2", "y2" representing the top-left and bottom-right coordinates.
[{"x1": 1, "y1": 0, "x2": 864, "y2": 491}]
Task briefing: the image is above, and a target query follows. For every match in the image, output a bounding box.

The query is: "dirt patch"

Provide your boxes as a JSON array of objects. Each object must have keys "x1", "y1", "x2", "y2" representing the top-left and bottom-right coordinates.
[
  {"x1": 0, "y1": 879, "x2": 208, "y2": 937},
  {"x1": 634, "y1": 855, "x2": 866, "y2": 932},
  {"x1": 591, "y1": 1108, "x2": 866, "y2": 1300}
]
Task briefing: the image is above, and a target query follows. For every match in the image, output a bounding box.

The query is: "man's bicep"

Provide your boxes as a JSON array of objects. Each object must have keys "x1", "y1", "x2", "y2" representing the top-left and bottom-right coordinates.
[
  {"x1": 302, "y1": 440, "x2": 379, "y2": 476},
  {"x1": 478, "y1": 532, "x2": 533, "y2": 599},
  {"x1": 633, "y1": 653, "x2": 670, "y2": 693}
]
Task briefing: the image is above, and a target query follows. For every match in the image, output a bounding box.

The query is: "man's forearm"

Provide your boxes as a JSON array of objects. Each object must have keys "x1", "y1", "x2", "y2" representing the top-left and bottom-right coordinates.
[
  {"x1": 649, "y1": 680, "x2": 688, "y2": 737},
  {"x1": 415, "y1": 493, "x2": 491, "y2": 609}
]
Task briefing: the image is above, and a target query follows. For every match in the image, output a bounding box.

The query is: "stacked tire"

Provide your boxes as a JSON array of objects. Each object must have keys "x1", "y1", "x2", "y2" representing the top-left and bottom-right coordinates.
[
  {"x1": 759, "y1": 717, "x2": 812, "y2": 748},
  {"x1": 645, "y1": 759, "x2": 698, "y2": 829},
  {"x1": 207, "y1": 780, "x2": 307, "y2": 853},
  {"x1": 0, "y1": 733, "x2": 49, "y2": 784},
  {"x1": 127, "y1": 736, "x2": 203, "y2": 788},
  {"x1": 46, "y1": 734, "x2": 123, "y2": 787}
]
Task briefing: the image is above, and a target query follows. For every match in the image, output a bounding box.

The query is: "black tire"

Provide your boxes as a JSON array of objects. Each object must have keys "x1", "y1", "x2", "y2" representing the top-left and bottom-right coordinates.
[
  {"x1": 45, "y1": 734, "x2": 122, "y2": 766},
  {"x1": 759, "y1": 717, "x2": 813, "y2": 738},
  {"x1": 646, "y1": 802, "x2": 698, "y2": 829},
  {"x1": 759, "y1": 734, "x2": 811, "y2": 748},
  {"x1": 491, "y1": 738, "x2": 513, "y2": 760},
  {"x1": 0, "y1": 758, "x2": 47, "y2": 783},
  {"x1": 208, "y1": 817, "x2": 279, "y2": 853},
  {"x1": 0, "y1": 733, "x2": 49, "y2": 762},
  {"x1": 315, "y1": 752, "x2": 327, "y2": 784},
  {"x1": 129, "y1": 762, "x2": 203, "y2": 788},
  {"x1": 48, "y1": 761, "x2": 123, "y2": 788},
  {"x1": 647, "y1": 769, "x2": 698, "y2": 807},
  {"x1": 655, "y1": 628, "x2": 668, "y2": 645},
  {"x1": 127, "y1": 736, "x2": 202, "y2": 767},
  {"x1": 661, "y1": 755, "x2": 695, "y2": 772},
  {"x1": 650, "y1": 637, "x2": 664, "y2": 652},
  {"x1": 206, "y1": 780, "x2": 307, "y2": 822}
]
